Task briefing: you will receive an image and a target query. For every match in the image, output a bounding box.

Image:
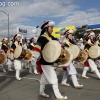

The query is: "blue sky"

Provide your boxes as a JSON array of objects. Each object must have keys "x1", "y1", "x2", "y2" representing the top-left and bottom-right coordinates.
[{"x1": 0, "y1": 0, "x2": 100, "y2": 37}]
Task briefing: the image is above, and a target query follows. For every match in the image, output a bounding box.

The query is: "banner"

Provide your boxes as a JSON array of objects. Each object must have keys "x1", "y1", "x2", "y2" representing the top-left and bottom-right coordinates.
[
  {"x1": 52, "y1": 25, "x2": 76, "y2": 38},
  {"x1": 17, "y1": 27, "x2": 27, "y2": 34}
]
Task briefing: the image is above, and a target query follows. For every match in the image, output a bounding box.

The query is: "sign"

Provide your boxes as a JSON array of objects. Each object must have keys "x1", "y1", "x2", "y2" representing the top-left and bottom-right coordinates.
[
  {"x1": 17, "y1": 27, "x2": 27, "y2": 34},
  {"x1": 52, "y1": 25, "x2": 76, "y2": 38}
]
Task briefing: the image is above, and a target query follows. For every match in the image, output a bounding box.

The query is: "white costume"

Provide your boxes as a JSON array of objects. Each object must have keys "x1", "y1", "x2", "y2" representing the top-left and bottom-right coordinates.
[{"x1": 60, "y1": 30, "x2": 83, "y2": 88}]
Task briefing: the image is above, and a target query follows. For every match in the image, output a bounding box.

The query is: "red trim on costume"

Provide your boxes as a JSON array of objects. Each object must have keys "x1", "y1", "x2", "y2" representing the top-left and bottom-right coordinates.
[
  {"x1": 36, "y1": 60, "x2": 43, "y2": 74},
  {"x1": 10, "y1": 50, "x2": 14, "y2": 53},
  {"x1": 34, "y1": 47, "x2": 41, "y2": 52},
  {"x1": 62, "y1": 66, "x2": 67, "y2": 71},
  {"x1": 4, "y1": 49, "x2": 8, "y2": 53},
  {"x1": 84, "y1": 61, "x2": 89, "y2": 67}
]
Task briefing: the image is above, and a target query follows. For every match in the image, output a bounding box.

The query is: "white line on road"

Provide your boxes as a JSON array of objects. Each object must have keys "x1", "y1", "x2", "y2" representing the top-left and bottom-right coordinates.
[{"x1": 0, "y1": 74, "x2": 40, "y2": 81}]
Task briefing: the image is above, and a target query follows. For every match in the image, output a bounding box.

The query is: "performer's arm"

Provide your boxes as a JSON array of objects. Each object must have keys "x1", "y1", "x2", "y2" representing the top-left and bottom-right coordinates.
[
  {"x1": 10, "y1": 44, "x2": 16, "y2": 60},
  {"x1": 33, "y1": 37, "x2": 42, "y2": 61}
]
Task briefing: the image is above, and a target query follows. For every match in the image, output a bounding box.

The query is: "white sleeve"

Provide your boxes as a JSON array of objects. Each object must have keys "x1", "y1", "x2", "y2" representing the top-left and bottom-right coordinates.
[{"x1": 34, "y1": 51, "x2": 40, "y2": 61}]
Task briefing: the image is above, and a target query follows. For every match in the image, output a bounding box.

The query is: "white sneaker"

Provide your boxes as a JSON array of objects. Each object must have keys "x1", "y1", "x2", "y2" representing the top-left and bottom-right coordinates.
[
  {"x1": 75, "y1": 85, "x2": 83, "y2": 89},
  {"x1": 39, "y1": 93, "x2": 49, "y2": 98},
  {"x1": 16, "y1": 77, "x2": 22, "y2": 81},
  {"x1": 61, "y1": 83, "x2": 70, "y2": 87},
  {"x1": 57, "y1": 96, "x2": 68, "y2": 100},
  {"x1": 8, "y1": 69, "x2": 13, "y2": 72},
  {"x1": 34, "y1": 71, "x2": 38, "y2": 75},
  {"x1": 3, "y1": 69, "x2": 6, "y2": 73},
  {"x1": 82, "y1": 76, "x2": 89, "y2": 79},
  {"x1": 29, "y1": 72, "x2": 33, "y2": 74}
]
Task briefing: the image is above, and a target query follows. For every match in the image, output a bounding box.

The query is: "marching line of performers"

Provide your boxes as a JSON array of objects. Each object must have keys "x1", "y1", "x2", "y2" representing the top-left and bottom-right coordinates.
[{"x1": 0, "y1": 20, "x2": 100, "y2": 100}]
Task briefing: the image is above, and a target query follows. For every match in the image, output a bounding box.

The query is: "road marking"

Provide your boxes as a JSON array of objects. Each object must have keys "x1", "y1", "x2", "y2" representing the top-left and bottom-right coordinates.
[{"x1": 0, "y1": 75, "x2": 40, "y2": 81}]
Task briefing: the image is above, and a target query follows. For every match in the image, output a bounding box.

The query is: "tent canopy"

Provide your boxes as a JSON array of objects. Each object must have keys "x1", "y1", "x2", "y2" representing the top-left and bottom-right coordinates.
[{"x1": 88, "y1": 24, "x2": 100, "y2": 29}]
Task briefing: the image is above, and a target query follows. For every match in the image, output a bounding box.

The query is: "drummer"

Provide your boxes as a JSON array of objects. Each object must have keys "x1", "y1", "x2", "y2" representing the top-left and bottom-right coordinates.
[
  {"x1": 59, "y1": 29, "x2": 83, "y2": 89},
  {"x1": 28, "y1": 37, "x2": 38, "y2": 74},
  {"x1": 33, "y1": 20, "x2": 67, "y2": 100},
  {"x1": 10, "y1": 34, "x2": 22, "y2": 81},
  {"x1": 94, "y1": 33, "x2": 100, "y2": 46},
  {"x1": 1, "y1": 38, "x2": 13, "y2": 72},
  {"x1": 82, "y1": 31, "x2": 100, "y2": 79},
  {"x1": 94, "y1": 33, "x2": 100, "y2": 69}
]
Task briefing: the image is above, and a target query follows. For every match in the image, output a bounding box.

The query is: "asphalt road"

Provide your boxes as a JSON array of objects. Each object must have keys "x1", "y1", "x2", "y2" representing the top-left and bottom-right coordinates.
[{"x1": 0, "y1": 64, "x2": 100, "y2": 100}]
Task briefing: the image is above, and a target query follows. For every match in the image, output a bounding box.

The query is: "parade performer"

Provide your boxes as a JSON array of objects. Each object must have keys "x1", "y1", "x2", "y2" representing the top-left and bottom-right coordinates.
[
  {"x1": 82, "y1": 31, "x2": 100, "y2": 79},
  {"x1": 10, "y1": 34, "x2": 22, "y2": 80},
  {"x1": 60, "y1": 29, "x2": 83, "y2": 89},
  {"x1": 1, "y1": 38, "x2": 13, "y2": 72},
  {"x1": 94, "y1": 33, "x2": 100, "y2": 69},
  {"x1": 28, "y1": 38, "x2": 38, "y2": 74},
  {"x1": 33, "y1": 21, "x2": 67, "y2": 100}
]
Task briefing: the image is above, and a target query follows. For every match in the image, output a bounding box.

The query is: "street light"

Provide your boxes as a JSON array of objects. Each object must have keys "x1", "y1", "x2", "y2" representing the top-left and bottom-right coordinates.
[{"x1": 0, "y1": 10, "x2": 10, "y2": 48}]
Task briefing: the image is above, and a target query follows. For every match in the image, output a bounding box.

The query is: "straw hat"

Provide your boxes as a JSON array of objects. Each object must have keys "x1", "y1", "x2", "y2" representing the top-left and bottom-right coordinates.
[
  {"x1": 88, "y1": 45, "x2": 100, "y2": 58},
  {"x1": 14, "y1": 45, "x2": 22, "y2": 58},
  {"x1": 42, "y1": 40, "x2": 61, "y2": 62}
]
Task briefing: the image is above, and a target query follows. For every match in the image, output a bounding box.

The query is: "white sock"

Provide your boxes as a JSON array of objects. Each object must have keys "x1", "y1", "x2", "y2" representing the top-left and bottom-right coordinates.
[
  {"x1": 16, "y1": 69, "x2": 20, "y2": 78},
  {"x1": 94, "y1": 69, "x2": 100, "y2": 78},
  {"x1": 33, "y1": 65, "x2": 38, "y2": 73},
  {"x1": 61, "y1": 71, "x2": 68, "y2": 84},
  {"x1": 82, "y1": 67, "x2": 89, "y2": 76},
  {"x1": 71, "y1": 75, "x2": 79, "y2": 86},
  {"x1": 52, "y1": 84, "x2": 63, "y2": 98}
]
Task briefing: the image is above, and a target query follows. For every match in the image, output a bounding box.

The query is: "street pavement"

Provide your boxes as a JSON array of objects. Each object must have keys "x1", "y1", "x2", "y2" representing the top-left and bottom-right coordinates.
[{"x1": 0, "y1": 64, "x2": 100, "y2": 100}]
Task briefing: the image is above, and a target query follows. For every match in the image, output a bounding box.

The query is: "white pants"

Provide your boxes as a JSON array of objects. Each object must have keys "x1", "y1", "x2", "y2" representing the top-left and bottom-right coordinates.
[
  {"x1": 67, "y1": 63, "x2": 77, "y2": 75},
  {"x1": 6, "y1": 59, "x2": 12, "y2": 70},
  {"x1": 14, "y1": 60, "x2": 22, "y2": 70},
  {"x1": 40, "y1": 65, "x2": 63, "y2": 98},
  {"x1": 29, "y1": 64, "x2": 38, "y2": 73},
  {"x1": 16, "y1": 69, "x2": 21, "y2": 78},
  {"x1": 14, "y1": 60, "x2": 22, "y2": 78},
  {"x1": 82, "y1": 67, "x2": 89, "y2": 77},
  {"x1": 61, "y1": 63, "x2": 80, "y2": 86},
  {"x1": 22, "y1": 60, "x2": 29, "y2": 68},
  {"x1": 29, "y1": 58, "x2": 38, "y2": 73},
  {"x1": 88, "y1": 59, "x2": 100, "y2": 78},
  {"x1": 95, "y1": 60, "x2": 100, "y2": 68}
]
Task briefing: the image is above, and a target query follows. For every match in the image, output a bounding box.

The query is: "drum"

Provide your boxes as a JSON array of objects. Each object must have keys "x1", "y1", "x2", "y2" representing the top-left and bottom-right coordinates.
[
  {"x1": 57, "y1": 48, "x2": 73, "y2": 67},
  {"x1": 0, "y1": 53, "x2": 6, "y2": 65},
  {"x1": 42, "y1": 40, "x2": 61, "y2": 63},
  {"x1": 14, "y1": 45, "x2": 22, "y2": 58},
  {"x1": 88, "y1": 45, "x2": 100, "y2": 58},
  {"x1": 42, "y1": 40, "x2": 73, "y2": 67},
  {"x1": 20, "y1": 49, "x2": 26, "y2": 58},
  {"x1": 24, "y1": 50, "x2": 33, "y2": 61},
  {"x1": 75, "y1": 50, "x2": 88, "y2": 63},
  {"x1": 68, "y1": 45, "x2": 80, "y2": 59}
]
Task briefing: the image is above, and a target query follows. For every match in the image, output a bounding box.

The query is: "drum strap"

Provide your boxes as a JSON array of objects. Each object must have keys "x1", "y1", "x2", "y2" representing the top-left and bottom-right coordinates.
[
  {"x1": 66, "y1": 41, "x2": 72, "y2": 47},
  {"x1": 41, "y1": 33, "x2": 52, "y2": 41}
]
